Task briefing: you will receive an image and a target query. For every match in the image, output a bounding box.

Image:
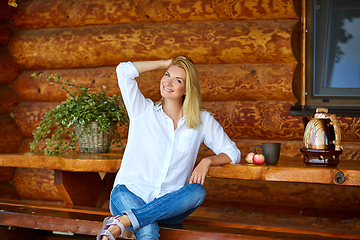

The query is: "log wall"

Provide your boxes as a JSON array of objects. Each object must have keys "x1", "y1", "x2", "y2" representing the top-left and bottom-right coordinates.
[{"x1": 0, "y1": 0, "x2": 360, "y2": 202}]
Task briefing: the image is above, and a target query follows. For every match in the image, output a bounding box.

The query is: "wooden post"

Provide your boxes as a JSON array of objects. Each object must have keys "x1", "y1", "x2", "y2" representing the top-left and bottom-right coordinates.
[{"x1": 301, "y1": 0, "x2": 306, "y2": 106}]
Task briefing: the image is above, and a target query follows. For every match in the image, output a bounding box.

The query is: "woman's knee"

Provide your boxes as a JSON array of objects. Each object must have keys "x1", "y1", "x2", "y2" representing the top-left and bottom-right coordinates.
[
  {"x1": 188, "y1": 183, "x2": 206, "y2": 204},
  {"x1": 110, "y1": 184, "x2": 146, "y2": 215}
]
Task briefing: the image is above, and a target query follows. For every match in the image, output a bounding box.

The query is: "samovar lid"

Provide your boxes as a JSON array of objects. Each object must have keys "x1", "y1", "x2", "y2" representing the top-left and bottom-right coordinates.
[{"x1": 313, "y1": 108, "x2": 331, "y2": 119}]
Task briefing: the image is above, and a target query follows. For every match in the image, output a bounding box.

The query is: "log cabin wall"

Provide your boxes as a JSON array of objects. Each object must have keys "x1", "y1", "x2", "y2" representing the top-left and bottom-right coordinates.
[
  {"x1": 1, "y1": 0, "x2": 359, "y2": 158},
  {"x1": 0, "y1": 0, "x2": 360, "y2": 202}
]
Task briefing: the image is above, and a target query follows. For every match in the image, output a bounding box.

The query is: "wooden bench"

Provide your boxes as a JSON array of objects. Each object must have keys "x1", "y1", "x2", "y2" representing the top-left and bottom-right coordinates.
[
  {"x1": 1, "y1": 198, "x2": 358, "y2": 240},
  {"x1": 0, "y1": 153, "x2": 359, "y2": 239}
]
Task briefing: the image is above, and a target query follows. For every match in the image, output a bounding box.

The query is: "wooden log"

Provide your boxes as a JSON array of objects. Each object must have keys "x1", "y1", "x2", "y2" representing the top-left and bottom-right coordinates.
[
  {"x1": 13, "y1": 67, "x2": 121, "y2": 102},
  {"x1": 230, "y1": 139, "x2": 360, "y2": 160},
  {"x1": 0, "y1": 85, "x2": 20, "y2": 114},
  {"x1": 204, "y1": 101, "x2": 303, "y2": 140},
  {"x1": 8, "y1": 20, "x2": 298, "y2": 69},
  {"x1": 12, "y1": 101, "x2": 360, "y2": 142},
  {"x1": 0, "y1": 114, "x2": 23, "y2": 153},
  {"x1": 16, "y1": 136, "x2": 360, "y2": 160},
  {"x1": 11, "y1": 0, "x2": 299, "y2": 30},
  {"x1": 0, "y1": 47, "x2": 21, "y2": 84},
  {"x1": 11, "y1": 101, "x2": 59, "y2": 138},
  {"x1": 11, "y1": 167, "x2": 63, "y2": 201},
  {"x1": 14, "y1": 63, "x2": 297, "y2": 102},
  {"x1": 199, "y1": 64, "x2": 297, "y2": 102},
  {"x1": 204, "y1": 101, "x2": 360, "y2": 141},
  {"x1": 292, "y1": 62, "x2": 301, "y2": 103},
  {"x1": 0, "y1": 21, "x2": 15, "y2": 46}
]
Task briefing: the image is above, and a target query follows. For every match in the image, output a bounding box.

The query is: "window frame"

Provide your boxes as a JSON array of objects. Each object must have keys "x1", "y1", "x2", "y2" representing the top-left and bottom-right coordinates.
[{"x1": 291, "y1": 0, "x2": 360, "y2": 116}]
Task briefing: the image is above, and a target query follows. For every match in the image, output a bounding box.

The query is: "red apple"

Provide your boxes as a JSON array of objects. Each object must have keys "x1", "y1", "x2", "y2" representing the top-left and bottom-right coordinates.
[
  {"x1": 253, "y1": 154, "x2": 265, "y2": 165},
  {"x1": 245, "y1": 152, "x2": 254, "y2": 163}
]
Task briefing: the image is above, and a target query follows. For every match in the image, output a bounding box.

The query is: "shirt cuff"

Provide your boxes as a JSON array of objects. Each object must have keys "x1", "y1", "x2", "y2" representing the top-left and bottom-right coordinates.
[
  {"x1": 221, "y1": 147, "x2": 241, "y2": 164},
  {"x1": 117, "y1": 62, "x2": 140, "y2": 80}
]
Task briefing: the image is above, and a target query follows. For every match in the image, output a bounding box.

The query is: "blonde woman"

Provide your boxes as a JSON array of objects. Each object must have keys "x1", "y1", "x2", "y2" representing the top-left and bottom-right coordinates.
[{"x1": 97, "y1": 56, "x2": 240, "y2": 240}]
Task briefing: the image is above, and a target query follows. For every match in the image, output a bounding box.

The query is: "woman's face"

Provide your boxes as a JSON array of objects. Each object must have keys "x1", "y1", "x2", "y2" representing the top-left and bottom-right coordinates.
[{"x1": 160, "y1": 65, "x2": 186, "y2": 101}]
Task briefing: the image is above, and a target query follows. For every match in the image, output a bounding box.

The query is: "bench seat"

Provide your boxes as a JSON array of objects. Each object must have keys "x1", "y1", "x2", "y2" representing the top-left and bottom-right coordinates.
[{"x1": 0, "y1": 199, "x2": 358, "y2": 240}]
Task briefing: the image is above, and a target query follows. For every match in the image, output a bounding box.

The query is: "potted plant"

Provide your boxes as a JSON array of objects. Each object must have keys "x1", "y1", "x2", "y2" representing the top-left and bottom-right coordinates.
[{"x1": 30, "y1": 73, "x2": 129, "y2": 155}]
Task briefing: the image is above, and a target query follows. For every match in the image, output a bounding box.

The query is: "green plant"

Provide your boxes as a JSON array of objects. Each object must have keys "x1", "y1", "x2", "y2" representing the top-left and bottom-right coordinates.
[{"x1": 30, "y1": 73, "x2": 129, "y2": 155}]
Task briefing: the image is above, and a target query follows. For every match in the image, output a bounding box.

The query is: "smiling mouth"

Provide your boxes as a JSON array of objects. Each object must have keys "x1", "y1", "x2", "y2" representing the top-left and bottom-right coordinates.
[{"x1": 163, "y1": 86, "x2": 173, "y2": 93}]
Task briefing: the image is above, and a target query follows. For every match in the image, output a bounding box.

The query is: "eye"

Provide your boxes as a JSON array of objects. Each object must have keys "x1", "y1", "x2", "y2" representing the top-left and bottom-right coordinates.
[
  {"x1": 165, "y1": 72, "x2": 170, "y2": 77},
  {"x1": 175, "y1": 79, "x2": 182, "y2": 83}
]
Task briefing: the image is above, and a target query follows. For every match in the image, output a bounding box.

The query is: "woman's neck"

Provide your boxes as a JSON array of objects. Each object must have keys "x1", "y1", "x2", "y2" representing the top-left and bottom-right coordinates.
[{"x1": 162, "y1": 100, "x2": 183, "y2": 129}]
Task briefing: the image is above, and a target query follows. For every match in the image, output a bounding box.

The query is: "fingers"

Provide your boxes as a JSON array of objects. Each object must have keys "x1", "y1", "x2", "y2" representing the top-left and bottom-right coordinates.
[
  {"x1": 189, "y1": 172, "x2": 205, "y2": 185},
  {"x1": 164, "y1": 58, "x2": 173, "y2": 68}
]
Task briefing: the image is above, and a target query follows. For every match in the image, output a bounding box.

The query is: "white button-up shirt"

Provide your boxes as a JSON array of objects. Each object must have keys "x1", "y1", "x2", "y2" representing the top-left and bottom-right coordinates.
[{"x1": 113, "y1": 62, "x2": 240, "y2": 203}]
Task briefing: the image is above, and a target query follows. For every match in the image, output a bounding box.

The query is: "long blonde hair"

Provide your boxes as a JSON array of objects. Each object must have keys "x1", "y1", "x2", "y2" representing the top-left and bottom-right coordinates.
[{"x1": 158, "y1": 56, "x2": 202, "y2": 129}]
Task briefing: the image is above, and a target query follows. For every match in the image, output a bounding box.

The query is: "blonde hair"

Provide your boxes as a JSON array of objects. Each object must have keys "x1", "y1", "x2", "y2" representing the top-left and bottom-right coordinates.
[{"x1": 158, "y1": 56, "x2": 202, "y2": 129}]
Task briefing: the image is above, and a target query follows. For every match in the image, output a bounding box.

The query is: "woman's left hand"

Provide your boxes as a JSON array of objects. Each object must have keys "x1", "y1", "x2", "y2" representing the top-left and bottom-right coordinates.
[{"x1": 189, "y1": 158, "x2": 211, "y2": 185}]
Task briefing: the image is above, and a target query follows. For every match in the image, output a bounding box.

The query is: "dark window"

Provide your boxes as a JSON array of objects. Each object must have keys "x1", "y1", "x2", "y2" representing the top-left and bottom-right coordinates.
[
  {"x1": 313, "y1": 0, "x2": 360, "y2": 97},
  {"x1": 292, "y1": 0, "x2": 360, "y2": 116}
]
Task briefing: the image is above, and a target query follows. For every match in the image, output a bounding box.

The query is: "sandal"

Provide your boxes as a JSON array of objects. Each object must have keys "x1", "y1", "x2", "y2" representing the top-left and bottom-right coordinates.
[{"x1": 97, "y1": 215, "x2": 126, "y2": 240}]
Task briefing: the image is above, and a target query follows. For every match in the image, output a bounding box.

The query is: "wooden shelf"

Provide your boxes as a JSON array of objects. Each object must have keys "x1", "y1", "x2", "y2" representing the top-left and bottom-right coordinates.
[
  {"x1": 0, "y1": 152, "x2": 122, "y2": 173},
  {"x1": 209, "y1": 157, "x2": 360, "y2": 186},
  {"x1": 0, "y1": 153, "x2": 359, "y2": 186}
]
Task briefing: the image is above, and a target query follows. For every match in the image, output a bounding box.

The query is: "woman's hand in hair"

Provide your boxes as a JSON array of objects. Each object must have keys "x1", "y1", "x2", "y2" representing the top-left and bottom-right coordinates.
[
  {"x1": 164, "y1": 58, "x2": 173, "y2": 68},
  {"x1": 189, "y1": 158, "x2": 211, "y2": 185}
]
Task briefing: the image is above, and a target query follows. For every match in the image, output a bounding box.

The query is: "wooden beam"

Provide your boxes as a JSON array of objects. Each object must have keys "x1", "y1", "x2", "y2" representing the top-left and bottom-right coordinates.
[
  {"x1": 12, "y1": 101, "x2": 360, "y2": 142},
  {"x1": 12, "y1": 0, "x2": 299, "y2": 30},
  {"x1": 8, "y1": 20, "x2": 298, "y2": 69},
  {"x1": 14, "y1": 63, "x2": 297, "y2": 102}
]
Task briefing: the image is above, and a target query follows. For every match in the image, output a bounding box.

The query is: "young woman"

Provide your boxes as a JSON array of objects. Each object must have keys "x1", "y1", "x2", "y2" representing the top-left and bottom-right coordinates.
[{"x1": 97, "y1": 56, "x2": 240, "y2": 240}]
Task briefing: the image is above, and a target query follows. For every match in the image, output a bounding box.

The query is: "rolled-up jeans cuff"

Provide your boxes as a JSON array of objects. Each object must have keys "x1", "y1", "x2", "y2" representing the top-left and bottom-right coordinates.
[{"x1": 123, "y1": 209, "x2": 140, "y2": 230}]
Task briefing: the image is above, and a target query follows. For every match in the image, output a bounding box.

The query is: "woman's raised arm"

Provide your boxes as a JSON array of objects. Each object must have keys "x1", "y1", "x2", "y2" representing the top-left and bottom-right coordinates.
[{"x1": 132, "y1": 59, "x2": 172, "y2": 74}]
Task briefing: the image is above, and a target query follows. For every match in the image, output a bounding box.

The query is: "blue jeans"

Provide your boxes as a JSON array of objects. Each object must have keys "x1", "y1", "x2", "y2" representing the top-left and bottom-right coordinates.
[{"x1": 110, "y1": 183, "x2": 206, "y2": 240}]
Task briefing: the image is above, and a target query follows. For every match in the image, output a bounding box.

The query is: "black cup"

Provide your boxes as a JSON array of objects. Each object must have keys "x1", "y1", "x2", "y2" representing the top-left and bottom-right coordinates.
[{"x1": 254, "y1": 143, "x2": 281, "y2": 165}]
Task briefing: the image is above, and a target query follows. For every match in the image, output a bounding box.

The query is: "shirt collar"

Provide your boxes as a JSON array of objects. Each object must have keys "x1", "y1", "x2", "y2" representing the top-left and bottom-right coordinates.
[
  {"x1": 154, "y1": 103, "x2": 186, "y2": 124},
  {"x1": 153, "y1": 103, "x2": 162, "y2": 111}
]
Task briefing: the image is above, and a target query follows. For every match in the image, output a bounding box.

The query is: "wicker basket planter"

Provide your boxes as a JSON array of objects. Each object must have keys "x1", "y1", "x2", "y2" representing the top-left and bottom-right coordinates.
[
  {"x1": 30, "y1": 75, "x2": 128, "y2": 155},
  {"x1": 75, "y1": 122, "x2": 115, "y2": 153}
]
